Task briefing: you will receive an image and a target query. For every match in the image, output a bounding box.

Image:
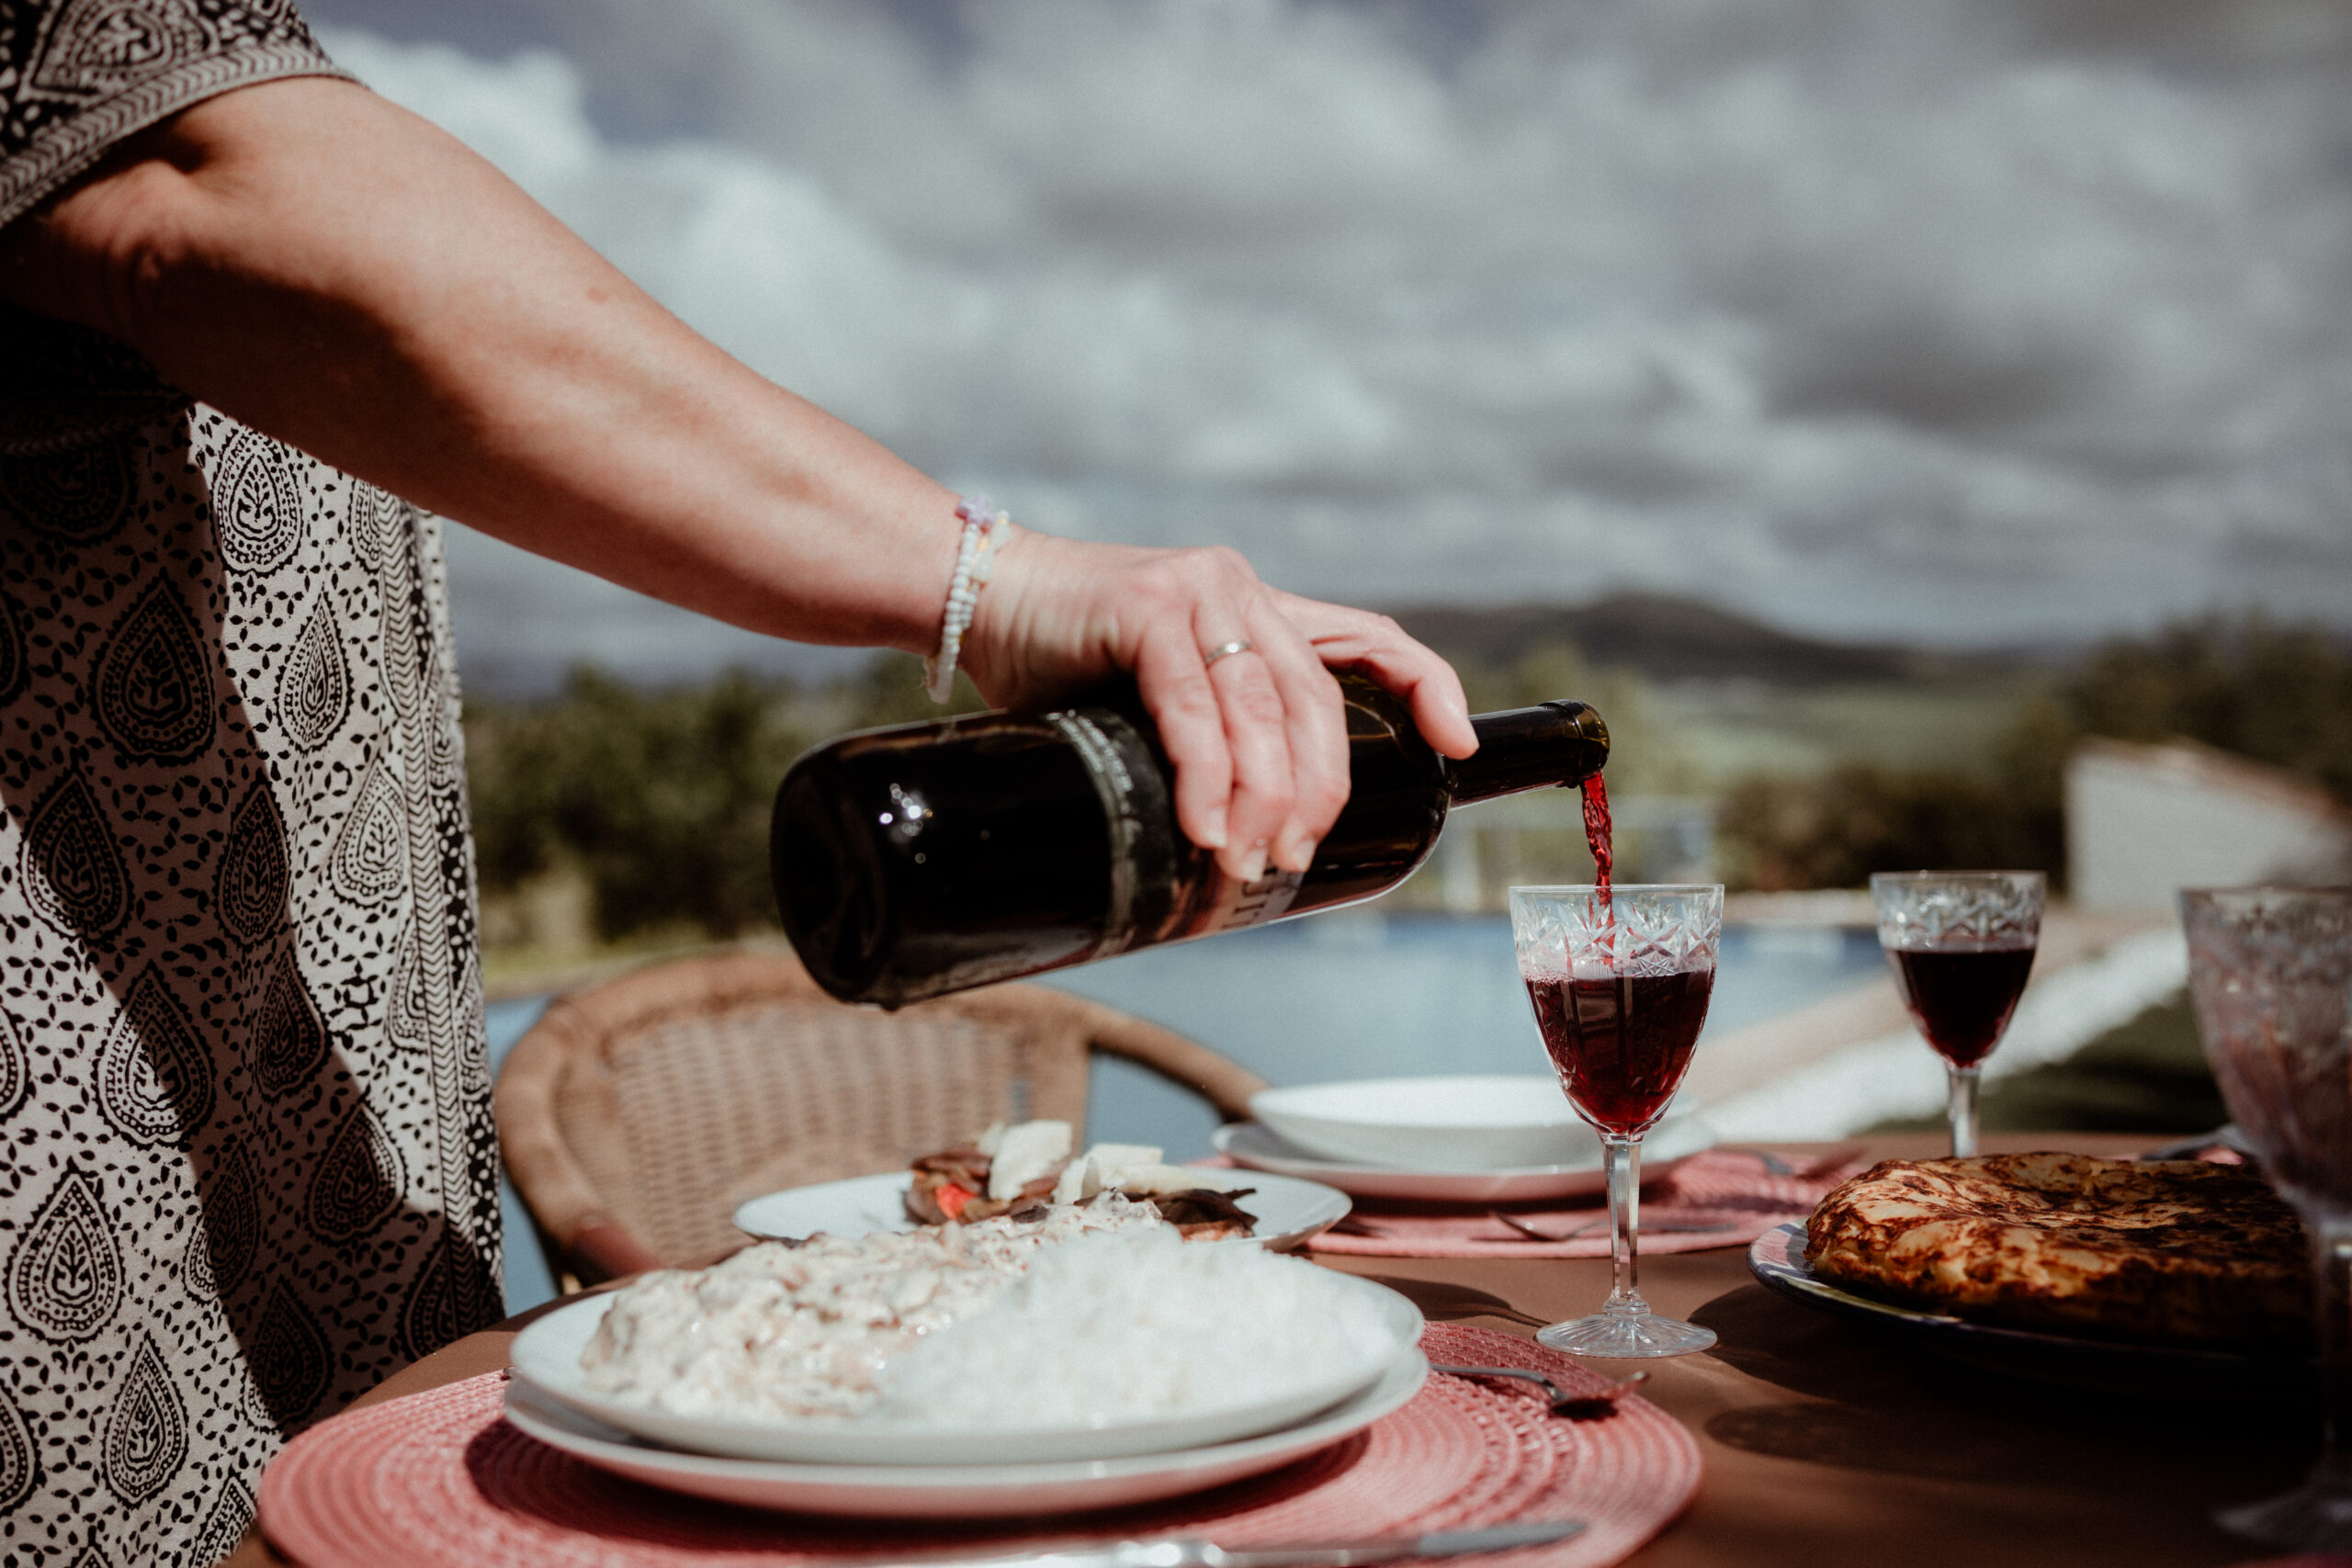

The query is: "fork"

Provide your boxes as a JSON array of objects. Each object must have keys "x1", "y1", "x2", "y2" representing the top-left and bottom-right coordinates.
[
  {"x1": 1327, "y1": 1214, "x2": 1394, "y2": 1237},
  {"x1": 1431, "y1": 1363, "x2": 1649, "y2": 1416},
  {"x1": 1486, "y1": 1210, "x2": 1737, "y2": 1243}
]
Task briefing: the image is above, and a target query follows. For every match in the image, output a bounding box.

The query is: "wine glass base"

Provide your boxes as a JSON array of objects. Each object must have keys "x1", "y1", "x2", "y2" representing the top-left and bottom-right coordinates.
[
  {"x1": 1536, "y1": 1312, "x2": 1717, "y2": 1359},
  {"x1": 2216, "y1": 1481, "x2": 2352, "y2": 1551}
]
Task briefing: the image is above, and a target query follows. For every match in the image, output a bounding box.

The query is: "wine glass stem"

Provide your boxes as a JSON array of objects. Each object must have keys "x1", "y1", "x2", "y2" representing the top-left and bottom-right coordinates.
[
  {"x1": 1602, "y1": 1134, "x2": 1646, "y2": 1313},
  {"x1": 2312, "y1": 1215, "x2": 2352, "y2": 1494},
  {"x1": 1946, "y1": 1063, "x2": 1981, "y2": 1158}
]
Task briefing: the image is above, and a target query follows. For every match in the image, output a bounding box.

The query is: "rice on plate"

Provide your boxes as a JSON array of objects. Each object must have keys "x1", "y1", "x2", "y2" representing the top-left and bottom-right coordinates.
[
  {"x1": 549, "y1": 1193, "x2": 1417, "y2": 1460},
  {"x1": 875, "y1": 1224, "x2": 1402, "y2": 1427}
]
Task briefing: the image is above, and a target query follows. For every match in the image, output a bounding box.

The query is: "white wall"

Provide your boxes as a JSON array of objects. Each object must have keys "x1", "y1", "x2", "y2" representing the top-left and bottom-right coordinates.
[{"x1": 2067, "y1": 739, "x2": 2352, "y2": 912}]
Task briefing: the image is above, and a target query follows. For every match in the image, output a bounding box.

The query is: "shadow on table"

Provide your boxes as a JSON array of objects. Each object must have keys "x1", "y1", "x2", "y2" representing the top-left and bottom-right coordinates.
[
  {"x1": 1355, "y1": 1275, "x2": 1552, "y2": 1333},
  {"x1": 1689, "y1": 1282, "x2": 2312, "y2": 1489}
]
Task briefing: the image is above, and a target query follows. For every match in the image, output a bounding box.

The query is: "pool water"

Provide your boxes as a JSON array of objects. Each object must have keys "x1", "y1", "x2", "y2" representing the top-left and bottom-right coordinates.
[
  {"x1": 483, "y1": 913, "x2": 1884, "y2": 1314},
  {"x1": 1046, "y1": 911, "x2": 1884, "y2": 1164}
]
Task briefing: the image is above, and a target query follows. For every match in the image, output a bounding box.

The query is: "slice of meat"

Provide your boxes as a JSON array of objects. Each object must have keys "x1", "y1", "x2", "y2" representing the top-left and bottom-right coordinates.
[
  {"x1": 905, "y1": 1147, "x2": 992, "y2": 1225},
  {"x1": 902, "y1": 1141, "x2": 1257, "y2": 1241},
  {"x1": 905, "y1": 1152, "x2": 1070, "y2": 1225},
  {"x1": 1148, "y1": 1188, "x2": 1260, "y2": 1240}
]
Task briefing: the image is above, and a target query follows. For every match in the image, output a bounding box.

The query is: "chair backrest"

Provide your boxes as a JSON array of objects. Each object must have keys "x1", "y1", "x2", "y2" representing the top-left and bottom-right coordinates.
[{"x1": 493, "y1": 948, "x2": 1267, "y2": 1284}]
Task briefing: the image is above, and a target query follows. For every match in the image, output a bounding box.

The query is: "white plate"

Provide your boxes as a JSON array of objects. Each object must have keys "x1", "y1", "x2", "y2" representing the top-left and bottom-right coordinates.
[
  {"x1": 502, "y1": 1346, "x2": 1429, "y2": 1517},
  {"x1": 731, "y1": 1170, "x2": 1352, "y2": 1253},
  {"x1": 1215, "y1": 1113, "x2": 1716, "y2": 1203},
  {"x1": 1251, "y1": 1075, "x2": 1593, "y2": 1169},
  {"x1": 509, "y1": 1280, "x2": 1421, "y2": 1465}
]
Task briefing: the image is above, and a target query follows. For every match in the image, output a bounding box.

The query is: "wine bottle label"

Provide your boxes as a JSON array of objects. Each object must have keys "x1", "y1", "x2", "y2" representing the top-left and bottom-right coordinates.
[
  {"x1": 1043, "y1": 706, "x2": 1180, "y2": 959},
  {"x1": 1193, "y1": 866, "x2": 1305, "y2": 932},
  {"x1": 1046, "y1": 705, "x2": 1306, "y2": 952}
]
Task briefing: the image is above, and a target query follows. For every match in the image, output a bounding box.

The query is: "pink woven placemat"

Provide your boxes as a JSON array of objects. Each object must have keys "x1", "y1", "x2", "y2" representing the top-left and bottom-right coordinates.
[
  {"x1": 1305, "y1": 1147, "x2": 1869, "y2": 1258},
  {"x1": 258, "y1": 1324, "x2": 1699, "y2": 1568}
]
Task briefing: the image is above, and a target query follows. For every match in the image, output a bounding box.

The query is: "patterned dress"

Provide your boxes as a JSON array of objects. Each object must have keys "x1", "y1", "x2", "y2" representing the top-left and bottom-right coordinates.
[{"x1": 0, "y1": 5, "x2": 504, "y2": 1562}]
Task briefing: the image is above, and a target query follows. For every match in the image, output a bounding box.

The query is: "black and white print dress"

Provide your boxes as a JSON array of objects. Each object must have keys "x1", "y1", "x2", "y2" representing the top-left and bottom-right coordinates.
[{"x1": 0, "y1": 5, "x2": 504, "y2": 1563}]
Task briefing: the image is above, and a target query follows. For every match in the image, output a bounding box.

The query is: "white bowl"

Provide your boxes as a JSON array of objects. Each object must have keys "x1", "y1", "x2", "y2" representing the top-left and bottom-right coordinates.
[
  {"x1": 1216, "y1": 1113, "x2": 1714, "y2": 1201},
  {"x1": 1249, "y1": 1075, "x2": 1596, "y2": 1171}
]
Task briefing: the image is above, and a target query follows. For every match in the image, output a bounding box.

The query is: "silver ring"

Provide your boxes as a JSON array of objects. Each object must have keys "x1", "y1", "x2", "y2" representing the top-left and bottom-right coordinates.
[{"x1": 1202, "y1": 639, "x2": 1256, "y2": 668}]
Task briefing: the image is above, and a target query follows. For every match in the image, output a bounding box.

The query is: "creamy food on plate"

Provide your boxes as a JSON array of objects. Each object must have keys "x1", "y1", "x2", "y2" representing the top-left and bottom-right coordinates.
[
  {"x1": 578, "y1": 1204, "x2": 1400, "y2": 1427},
  {"x1": 905, "y1": 1118, "x2": 1260, "y2": 1236},
  {"x1": 579, "y1": 1198, "x2": 1158, "y2": 1417}
]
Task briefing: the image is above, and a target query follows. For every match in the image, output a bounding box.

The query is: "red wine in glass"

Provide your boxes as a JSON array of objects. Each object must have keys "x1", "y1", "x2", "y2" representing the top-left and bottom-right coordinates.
[
  {"x1": 1887, "y1": 948, "x2": 2035, "y2": 1068},
  {"x1": 1524, "y1": 968, "x2": 1714, "y2": 1135},
  {"x1": 1869, "y1": 871, "x2": 2046, "y2": 1158},
  {"x1": 1509, "y1": 883, "x2": 1724, "y2": 1359}
]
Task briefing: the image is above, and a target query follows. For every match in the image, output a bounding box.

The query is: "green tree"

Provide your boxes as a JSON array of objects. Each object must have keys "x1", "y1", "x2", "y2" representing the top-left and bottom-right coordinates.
[
  {"x1": 1715, "y1": 761, "x2": 2063, "y2": 892},
  {"x1": 465, "y1": 652, "x2": 978, "y2": 946},
  {"x1": 1456, "y1": 641, "x2": 1693, "y2": 797},
  {"x1": 2065, "y1": 615, "x2": 2352, "y2": 802},
  {"x1": 1713, "y1": 612, "x2": 2351, "y2": 891},
  {"x1": 466, "y1": 668, "x2": 818, "y2": 942}
]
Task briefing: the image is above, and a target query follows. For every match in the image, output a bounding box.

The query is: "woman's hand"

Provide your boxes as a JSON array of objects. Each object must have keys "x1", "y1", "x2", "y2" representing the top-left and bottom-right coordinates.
[{"x1": 963, "y1": 529, "x2": 1477, "y2": 884}]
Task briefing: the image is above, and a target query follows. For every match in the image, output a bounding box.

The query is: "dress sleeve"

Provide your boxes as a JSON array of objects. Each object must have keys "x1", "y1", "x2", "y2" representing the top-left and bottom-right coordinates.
[{"x1": 0, "y1": 0, "x2": 353, "y2": 231}]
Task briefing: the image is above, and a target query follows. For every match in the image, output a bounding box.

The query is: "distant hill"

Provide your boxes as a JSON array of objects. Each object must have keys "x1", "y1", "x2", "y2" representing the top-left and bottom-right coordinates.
[{"x1": 1385, "y1": 593, "x2": 2026, "y2": 685}]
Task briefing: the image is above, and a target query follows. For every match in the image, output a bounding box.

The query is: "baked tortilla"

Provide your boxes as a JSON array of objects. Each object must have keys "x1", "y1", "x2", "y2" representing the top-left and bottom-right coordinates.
[{"x1": 1804, "y1": 1152, "x2": 2309, "y2": 1351}]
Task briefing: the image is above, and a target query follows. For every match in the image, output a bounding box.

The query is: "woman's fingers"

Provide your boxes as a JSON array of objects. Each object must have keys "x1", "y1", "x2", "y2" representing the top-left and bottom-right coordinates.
[
  {"x1": 1130, "y1": 618, "x2": 1236, "y2": 856},
  {"x1": 1196, "y1": 630, "x2": 1295, "y2": 882},
  {"x1": 1122, "y1": 547, "x2": 1326, "y2": 883},
  {"x1": 967, "y1": 537, "x2": 1472, "y2": 876},
  {"x1": 1237, "y1": 602, "x2": 1350, "y2": 871},
  {"x1": 1268, "y1": 590, "x2": 1478, "y2": 759}
]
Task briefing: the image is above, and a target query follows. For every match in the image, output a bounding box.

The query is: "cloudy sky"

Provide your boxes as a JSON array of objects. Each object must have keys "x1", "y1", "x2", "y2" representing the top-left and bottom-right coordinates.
[{"x1": 298, "y1": 0, "x2": 2352, "y2": 692}]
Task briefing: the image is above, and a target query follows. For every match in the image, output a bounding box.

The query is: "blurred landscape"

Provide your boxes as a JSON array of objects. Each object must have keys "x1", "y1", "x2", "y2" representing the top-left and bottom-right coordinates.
[
  {"x1": 464, "y1": 598, "x2": 2352, "y2": 987},
  {"x1": 307, "y1": 0, "x2": 2352, "y2": 1138}
]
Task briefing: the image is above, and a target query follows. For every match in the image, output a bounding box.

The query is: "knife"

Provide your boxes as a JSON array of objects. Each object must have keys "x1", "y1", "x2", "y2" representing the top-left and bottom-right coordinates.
[{"x1": 851, "y1": 1520, "x2": 1587, "y2": 1568}]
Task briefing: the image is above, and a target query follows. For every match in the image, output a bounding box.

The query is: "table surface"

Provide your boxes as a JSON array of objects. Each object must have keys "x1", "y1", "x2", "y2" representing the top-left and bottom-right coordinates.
[{"x1": 230, "y1": 1133, "x2": 2313, "y2": 1568}]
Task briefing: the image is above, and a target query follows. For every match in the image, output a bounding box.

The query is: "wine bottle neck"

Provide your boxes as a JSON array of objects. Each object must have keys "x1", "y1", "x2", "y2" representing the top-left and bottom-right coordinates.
[{"x1": 1444, "y1": 700, "x2": 1610, "y2": 806}]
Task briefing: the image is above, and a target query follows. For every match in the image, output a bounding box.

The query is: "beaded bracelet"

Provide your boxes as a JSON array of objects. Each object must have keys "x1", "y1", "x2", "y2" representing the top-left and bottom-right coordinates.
[{"x1": 922, "y1": 493, "x2": 1011, "y2": 703}]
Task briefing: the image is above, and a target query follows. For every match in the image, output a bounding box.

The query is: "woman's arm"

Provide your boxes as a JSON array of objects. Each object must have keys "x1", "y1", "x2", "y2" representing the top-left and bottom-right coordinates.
[{"x1": 0, "y1": 75, "x2": 1474, "y2": 881}]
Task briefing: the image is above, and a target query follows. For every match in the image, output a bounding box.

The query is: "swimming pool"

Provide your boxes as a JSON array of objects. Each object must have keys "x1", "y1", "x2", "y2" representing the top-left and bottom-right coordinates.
[
  {"x1": 483, "y1": 912, "x2": 1885, "y2": 1313},
  {"x1": 1047, "y1": 910, "x2": 1885, "y2": 1162}
]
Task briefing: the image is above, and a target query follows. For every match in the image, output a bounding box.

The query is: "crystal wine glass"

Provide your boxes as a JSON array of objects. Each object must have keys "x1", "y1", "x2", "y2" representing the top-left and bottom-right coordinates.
[
  {"x1": 2183, "y1": 886, "x2": 2352, "y2": 1550},
  {"x1": 1509, "y1": 884, "x2": 1723, "y2": 1359},
  {"x1": 1869, "y1": 871, "x2": 2044, "y2": 1158}
]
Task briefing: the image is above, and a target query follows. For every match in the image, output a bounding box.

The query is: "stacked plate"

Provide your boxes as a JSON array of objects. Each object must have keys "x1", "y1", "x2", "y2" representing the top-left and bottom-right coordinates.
[
  {"x1": 733, "y1": 1169, "x2": 1353, "y2": 1252},
  {"x1": 1217, "y1": 1076, "x2": 1714, "y2": 1202},
  {"x1": 503, "y1": 1282, "x2": 1427, "y2": 1517}
]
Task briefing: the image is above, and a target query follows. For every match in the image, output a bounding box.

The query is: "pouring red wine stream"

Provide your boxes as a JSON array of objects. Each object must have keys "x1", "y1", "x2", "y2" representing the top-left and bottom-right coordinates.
[
  {"x1": 1526, "y1": 772, "x2": 1710, "y2": 1137},
  {"x1": 1581, "y1": 773, "x2": 1611, "y2": 907}
]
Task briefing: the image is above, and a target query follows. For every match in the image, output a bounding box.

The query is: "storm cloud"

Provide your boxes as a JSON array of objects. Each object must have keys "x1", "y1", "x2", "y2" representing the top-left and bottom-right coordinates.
[{"x1": 303, "y1": 0, "x2": 2352, "y2": 689}]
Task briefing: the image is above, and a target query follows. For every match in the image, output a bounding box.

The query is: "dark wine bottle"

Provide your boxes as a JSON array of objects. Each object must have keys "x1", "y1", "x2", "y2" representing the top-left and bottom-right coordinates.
[{"x1": 770, "y1": 672, "x2": 1608, "y2": 1006}]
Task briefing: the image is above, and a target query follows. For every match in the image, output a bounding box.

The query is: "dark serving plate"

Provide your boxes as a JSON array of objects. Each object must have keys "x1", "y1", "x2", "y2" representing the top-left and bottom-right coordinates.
[{"x1": 1746, "y1": 1222, "x2": 2314, "y2": 1404}]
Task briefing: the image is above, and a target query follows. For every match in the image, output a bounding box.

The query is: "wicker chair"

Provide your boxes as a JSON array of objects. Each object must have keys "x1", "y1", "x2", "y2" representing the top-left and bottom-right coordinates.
[{"x1": 494, "y1": 948, "x2": 1268, "y2": 1289}]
